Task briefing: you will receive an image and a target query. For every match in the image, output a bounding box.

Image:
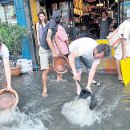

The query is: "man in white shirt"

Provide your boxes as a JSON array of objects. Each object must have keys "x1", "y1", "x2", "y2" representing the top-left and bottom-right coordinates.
[
  {"x1": 0, "y1": 41, "x2": 12, "y2": 89},
  {"x1": 107, "y1": 19, "x2": 130, "y2": 83},
  {"x1": 68, "y1": 37, "x2": 110, "y2": 95}
]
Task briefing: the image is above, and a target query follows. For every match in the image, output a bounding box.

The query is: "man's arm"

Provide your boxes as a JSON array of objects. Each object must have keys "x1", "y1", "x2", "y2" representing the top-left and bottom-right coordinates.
[
  {"x1": 68, "y1": 51, "x2": 80, "y2": 80},
  {"x1": 36, "y1": 22, "x2": 40, "y2": 46},
  {"x1": 46, "y1": 28, "x2": 57, "y2": 57},
  {"x1": 3, "y1": 58, "x2": 11, "y2": 89},
  {"x1": 86, "y1": 63, "x2": 98, "y2": 92},
  {"x1": 122, "y1": 38, "x2": 127, "y2": 60},
  {"x1": 54, "y1": 34, "x2": 63, "y2": 55}
]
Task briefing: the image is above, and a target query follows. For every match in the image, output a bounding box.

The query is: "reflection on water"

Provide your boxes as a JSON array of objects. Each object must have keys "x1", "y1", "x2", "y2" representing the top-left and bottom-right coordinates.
[
  {"x1": 0, "y1": 107, "x2": 50, "y2": 130},
  {"x1": 61, "y1": 85, "x2": 121, "y2": 127}
]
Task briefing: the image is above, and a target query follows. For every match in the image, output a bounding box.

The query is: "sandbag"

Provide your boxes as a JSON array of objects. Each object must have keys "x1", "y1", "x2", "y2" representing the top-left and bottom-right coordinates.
[{"x1": 16, "y1": 59, "x2": 32, "y2": 73}]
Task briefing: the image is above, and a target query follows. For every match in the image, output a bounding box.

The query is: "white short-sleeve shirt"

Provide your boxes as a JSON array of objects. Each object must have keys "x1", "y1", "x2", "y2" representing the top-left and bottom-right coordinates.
[
  {"x1": 115, "y1": 19, "x2": 130, "y2": 60},
  {"x1": 69, "y1": 37, "x2": 100, "y2": 65},
  {"x1": 118, "y1": 19, "x2": 130, "y2": 39},
  {"x1": 0, "y1": 44, "x2": 9, "y2": 59}
]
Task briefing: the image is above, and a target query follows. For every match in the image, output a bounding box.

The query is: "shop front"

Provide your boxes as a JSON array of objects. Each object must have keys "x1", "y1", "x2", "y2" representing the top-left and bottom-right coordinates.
[
  {"x1": 0, "y1": 0, "x2": 16, "y2": 24},
  {"x1": 0, "y1": 0, "x2": 38, "y2": 68},
  {"x1": 73, "y1": 0, "x2": 119, "y2": 39},
  {"x1": 43, "y1": 0, "x2": 76, "y2": 40},
  {"x1": 42, "y1": 0, "x2": 121, "y2": 40}
]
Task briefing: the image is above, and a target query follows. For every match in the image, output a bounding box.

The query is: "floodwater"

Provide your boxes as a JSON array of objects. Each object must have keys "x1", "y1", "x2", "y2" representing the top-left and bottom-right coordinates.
[
  {"x1": 1, "y1": 64, "x2": 130, "y2": 130},
  {"x1": 0, "y1": 107, "x2": 49, "y2": 130}
]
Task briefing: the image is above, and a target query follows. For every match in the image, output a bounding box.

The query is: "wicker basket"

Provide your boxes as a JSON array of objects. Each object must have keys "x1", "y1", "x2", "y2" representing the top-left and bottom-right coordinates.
[
  {"x1": 11, "y1": 66, "x2": 21, "y2": 77},
  {"x1": 0, "y1": 89, "x2": 18, "y2": 110}
]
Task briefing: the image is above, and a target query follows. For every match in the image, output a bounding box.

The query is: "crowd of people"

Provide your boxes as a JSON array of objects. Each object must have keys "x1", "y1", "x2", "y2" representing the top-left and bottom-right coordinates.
[
  {"x1": 35, "y1": 9, "x2": 111, "y2": 96},
  {"x1": 0, "y1": 9, "x2": 130, "y2": 98}
]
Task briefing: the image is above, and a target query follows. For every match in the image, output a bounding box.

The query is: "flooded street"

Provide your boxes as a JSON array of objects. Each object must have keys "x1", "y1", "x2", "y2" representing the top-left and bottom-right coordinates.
[{"x1": 1, "y1": 66, "x2": 130, "y2": 130}]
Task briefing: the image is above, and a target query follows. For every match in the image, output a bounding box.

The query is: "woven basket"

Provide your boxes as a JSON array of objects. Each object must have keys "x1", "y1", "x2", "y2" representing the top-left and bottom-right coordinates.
[
  {"x1": 11, "y1": 66, "x2": 21, "y2": 77},
  {"x1": 52, "y1": 55, "x2": 70, "y2": 73},
  {"x1": 0, "y1": 89, "x2": 18, "y2": 110}
]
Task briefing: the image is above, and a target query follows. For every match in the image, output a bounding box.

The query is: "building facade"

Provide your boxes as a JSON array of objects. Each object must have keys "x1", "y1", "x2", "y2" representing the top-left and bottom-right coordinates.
[
  {"x1": 0, "y1": 0, "x2": 38, "y2": 68},
  {"x1": 1, "y1": 0, "x2": 129, "y2": 68}
]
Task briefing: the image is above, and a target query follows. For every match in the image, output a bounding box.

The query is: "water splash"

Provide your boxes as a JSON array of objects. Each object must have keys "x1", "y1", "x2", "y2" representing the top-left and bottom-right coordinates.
[
  {"x1": 61, "y1": 97, "x2": 101, "y2": 127},
  {"x1": 0, "y1": 107, "x2": 50, "y2": 130},
  {"x1": 61, "y1": 85, "x2": 121, "y2": 127}
]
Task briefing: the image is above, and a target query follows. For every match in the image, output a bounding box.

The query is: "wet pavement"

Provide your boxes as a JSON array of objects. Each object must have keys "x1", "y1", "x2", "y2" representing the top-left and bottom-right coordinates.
[{"x1": 1, "y1": 65, "x2": 130, "y2": 130}]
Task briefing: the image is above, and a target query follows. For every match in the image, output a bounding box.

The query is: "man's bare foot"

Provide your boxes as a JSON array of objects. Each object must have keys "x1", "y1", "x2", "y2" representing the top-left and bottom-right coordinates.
[{"x1": 42, "y1": 91, "x2": 48, "y2": 97}]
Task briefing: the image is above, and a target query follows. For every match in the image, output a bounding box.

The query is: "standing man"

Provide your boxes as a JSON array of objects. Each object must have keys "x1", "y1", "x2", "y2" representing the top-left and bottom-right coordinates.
[
  {"x1": 68, "y1": 37, "x2": 110, "y2": 95},
  {"x1": 99, "y1": 11, "x2": 112, "y2": 39},
  {"x1": 0, "y1": 41, "x2": 12, "y2": 89},
  {"x1": 107, "y1": 19, "x2": 130, "y2": 83}
]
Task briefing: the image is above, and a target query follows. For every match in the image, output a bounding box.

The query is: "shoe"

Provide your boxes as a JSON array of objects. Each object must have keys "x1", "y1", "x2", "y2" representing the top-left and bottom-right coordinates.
[{"x1": 118, "y1": 80, "x2": 124, "y2": 84}]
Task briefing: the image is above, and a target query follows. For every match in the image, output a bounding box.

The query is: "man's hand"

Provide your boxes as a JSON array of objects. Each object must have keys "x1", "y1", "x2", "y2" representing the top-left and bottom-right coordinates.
[
  {"x1": 7, "y1": 85, "x2": 12, "y2": 90},
  {"x1": 122, "y1": 53, "x2": 126, "y2": 60},
  {"x1": 52, "y1": 52, "x2": 58, "y2": 57}
]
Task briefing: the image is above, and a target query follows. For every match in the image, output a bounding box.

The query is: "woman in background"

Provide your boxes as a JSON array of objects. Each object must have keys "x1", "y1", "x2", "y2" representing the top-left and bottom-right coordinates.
[
  {"x1": 36, "y1": 11, "x2": 50, "y2": 97},
  {"x1": 53, "y1": 15, "x2": 70, "y2": 81}
]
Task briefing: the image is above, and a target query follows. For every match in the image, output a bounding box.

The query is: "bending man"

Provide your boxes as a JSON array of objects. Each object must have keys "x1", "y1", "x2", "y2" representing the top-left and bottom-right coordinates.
[{"x1": 68, "y1": 37, "x2": 110, "y2": 95}]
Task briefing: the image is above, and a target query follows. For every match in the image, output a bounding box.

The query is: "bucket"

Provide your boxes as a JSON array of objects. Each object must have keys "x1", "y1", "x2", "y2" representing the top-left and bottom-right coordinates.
[
  {"x1": 52, "y1": 55, "x2": 70, "y2": 73},
  {"x1": 0, "y1": 89, "x2": 18, "y2": 110}
]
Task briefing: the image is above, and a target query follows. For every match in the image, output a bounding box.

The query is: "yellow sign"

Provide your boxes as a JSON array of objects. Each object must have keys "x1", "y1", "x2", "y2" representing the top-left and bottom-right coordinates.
[{"x1": 120, "y1": 58, "x2": 130, "y2": 86}]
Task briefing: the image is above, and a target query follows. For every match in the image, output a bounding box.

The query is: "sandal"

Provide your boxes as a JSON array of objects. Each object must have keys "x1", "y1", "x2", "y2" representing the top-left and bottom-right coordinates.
[
  {"x1": 92, "y1": 80, "x2": 101, "y2": 86},
  {"x1": 118, "y1": 80, "x2": 124, "y2": 84},
  {"x1": 42, "y1": 92, "x2": 48, "y2": 97}
]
